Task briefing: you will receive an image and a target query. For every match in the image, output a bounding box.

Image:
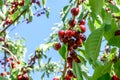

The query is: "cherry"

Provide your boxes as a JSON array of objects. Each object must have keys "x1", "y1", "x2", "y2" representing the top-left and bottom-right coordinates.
[
  {"x1": 73, "y1": 44, "x2": 78, "y2": 49},
  {"x1": 67, "y1": 70, "x2": 73, "y2": 77},
  {"x1": 71, "y1": 8, "x2": 79, "y2": 16},
  {"x1": 67, "y1": 57, "x2": 73, "y2": 63},
  {"x1": 79, "y1": 25, "x2": 86, "y2": 33},
  {"x1": 54, "y1": 42, "x2": 61, "y2": 50},
  {"x1": 112, "y1": 75, "x2": 119, "y2": 80},
  {"x1": 10, "y1": 56, "x2": 14, "y2": 61},
  {"x1": 7, "y1": 72, "x2": 10, "y2": 75},
  {"x1": 64, "y1": 75, "x2": 71, "y2": 80},
  {"x1": 22, "y1": 74, "x2": 29, "y2": 80},
  {"x1": 58, "y1": 30, "x2": 65, "y2": 38},
  {"x1": 53, "y1": 77, "x2": 59, "y2": 80},
  {"x1": 22, "y1": 69, "x2": 27, "y2": 74},
  {"x1": 70, "y1": 50, "x2": 77, "y2": 59},
  {"x1": 79, "y1": 33, "x2": 86, "y2": 41},
  {"x1": 32, "y1": 0, "x2": 36, "y2": 3},
  {"x1": 65, "y1": 30, "x2": 73, "y2": 38},
  {"x1": 68, "y1": 39, "x2": 75, "y2": 46},
  {"x1": 18, "y1": 0, "x2": 24, "y2": 6},
  {"x1": 78, "y1": 20, "x2": 86, "y2": 25},
  {"x1": 0, "y1": 38, "x2": 4, "y2": 42},
  {"x1": 36, "y1": 1, "x2": 40, "y2": 6},
  {"x1": 74, "y1": 57, "x2": 81, "y2": 63},
  {"x1": 68, "y1": 19, "x2": 76, "y2": 28},
  {"x1": 17, "y1": 74, "x2": 22, "y2": 80},
  {"x1": 6, "y1": 58, "x2": 10, "y2": 62},
  {"x1": 11, "y1": 62, "x2": 16, "y2": 68},
  {"x1": 76, "y1": 38, "x2": 82, "y2": 46},
  {"x1": 5, "y1": 18, "x2": 12, "y2": 25},
  {"x1": 1, "y1": 72, "x2": 5, "y2": 76},
  {"x1": 115, "y1": 30, "x2": 120, "y2": 36},
  {"x1": 17, "y1": 61, "x2": 21, "y2": 64}
]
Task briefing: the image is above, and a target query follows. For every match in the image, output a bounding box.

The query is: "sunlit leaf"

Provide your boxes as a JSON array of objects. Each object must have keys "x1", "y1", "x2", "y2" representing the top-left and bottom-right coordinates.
[
  {"x1": 58, "y1": 44, "x2": 68, "y2": 60},
  {"x1": 85, "y1": 28, "x2": 103, "y2": 64}
]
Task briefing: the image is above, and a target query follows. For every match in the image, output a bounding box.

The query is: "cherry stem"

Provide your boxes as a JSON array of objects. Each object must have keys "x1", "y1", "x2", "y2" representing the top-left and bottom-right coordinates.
[
  {"x1": 3, "y1": 33, "x2": 7, "y2": 71},
  {"x1": 83, "y1": 11, "x2": 89, "y2": 19},
  {"x1": 62, "y1": 51, "x2": 69, "y2": 79}
]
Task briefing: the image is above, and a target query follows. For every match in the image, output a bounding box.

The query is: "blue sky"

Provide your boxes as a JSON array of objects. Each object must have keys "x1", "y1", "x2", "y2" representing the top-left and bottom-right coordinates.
[{"x1": 8, "y1": 0, "x2": 68, "y2": 80}]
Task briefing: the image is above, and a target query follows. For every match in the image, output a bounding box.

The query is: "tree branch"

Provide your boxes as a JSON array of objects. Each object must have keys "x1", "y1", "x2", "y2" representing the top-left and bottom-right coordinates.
[
  {"x1": 0, "y1": 8, "x2": 27, "y2": 34},
  {"x1": 0, "y1": 46, "x2": 18, "y2": 61}
]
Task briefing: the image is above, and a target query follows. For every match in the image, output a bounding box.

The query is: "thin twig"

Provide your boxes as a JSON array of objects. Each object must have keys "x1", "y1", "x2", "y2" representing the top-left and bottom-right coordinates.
[
  {"x1": 3, "y1": 33, "x2": 7, "y2": 71},
  {"x1": 0, "y1": 46, "x2": 18, "y2": 61},
  {"x1": 83, "y1": 11, "x2": 89, "y2": 19}
]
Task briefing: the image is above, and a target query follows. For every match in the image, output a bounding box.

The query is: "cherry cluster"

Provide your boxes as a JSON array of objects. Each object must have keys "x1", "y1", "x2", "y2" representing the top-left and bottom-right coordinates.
[
  {"x1": 17, "y1": 68, "x2": 29, "y2": 80},
  {"x1": 0, "y1": 56, "x2": 20, "y2": 77},
  {"x1": 54, "y1": 6, "x2": 86, "y2": 80}
]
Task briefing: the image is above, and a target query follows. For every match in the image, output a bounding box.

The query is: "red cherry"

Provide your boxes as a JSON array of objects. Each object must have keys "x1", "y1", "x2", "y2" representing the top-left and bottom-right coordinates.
[
  {"x1": 65, "y1": 30, "x2": 73, "y2": 38},
  {"x1": 36, "y1": 1, "x2": 40, "y2": 6},
  {"x1": 6, "y1": 58, "x2": 10, "y2": 62},
  {"x1": 67, "y1": 57, "x2": 73, "y2": 63},
  {"x1": 78, "y1": 20, "x2": 86, "y2": 25},
  {"x1": 53, "y1": 77, "x2": 59, "y2": 80},
  {"x1": 10, "y1": 56, "x2": 14, "y2": 61},
  {"x1": 54, "y1": 42, "x2": 61, "y2": 50},
  {"x1": 68, "y1": 19, "x2": 76, "y2": 28},
  {"x1": 11, "y1": 62, "x2": 15, "y2": 65},
  {"x1": 71, "y1": 8, "x2": 79, "y2": 16},
  {"x1": 17, "y1": 74, "x2": 22, "y2": 80},
  {"x1": 18, "y1": 0, "x2": 24, "y2": 6},
  {"x1": 70, "y1": 50, "x2": 77, "y2": 59},
  {"x1": 7, "y1": 72, "x2": 10, "y2": 75},
  {"x1": 32, "y1": 0, "x2": 36, "y2": 3},
  {"x1": 112, "y1": 75, "x2": 119, "y2": 80},
  {"x1": 58, "y1": 30, "x2": 65, "y2": 38},
  {"x1": 74, "y1": 57, "x2": 81, "y2": 63},
  {"x1": 1, "y1": 72, "x2": 5, "y2": 76},
  {"x1": 79, "y1": 25, "x2": 86, "y2": 33},
  {"x1": 0, "y1": 38, "x2": 4, "y2": 42},
  {"x1": 17, "y1": 61, "x2": 20, "y2": 64},
  {"x1": 76, "y1": 39, "x2": 82, "y2": 46},
  {"x1": 79, "y1": 33, "x2": 86, "y2": 41},
  {"x1": 64, "y1": 75, "x2": 71, "y2": 80},
  {"x1": 67, "y1": 70, "x2": 73, "y2": 77},
  {"x1": 5, "y1": 18, "x2": 12, "y2": 25},
  {"x1": 22, "y1": 69, "x2": 27, "y2": 74},
  {"x1": 115, "y1": 30, "x2": 120, "y2": 36}
]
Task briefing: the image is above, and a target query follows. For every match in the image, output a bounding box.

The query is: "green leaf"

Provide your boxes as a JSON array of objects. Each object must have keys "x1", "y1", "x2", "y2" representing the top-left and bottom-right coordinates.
[
  {"x1": 92, "y1": 63, "x2": 112, "y2": 80},
  {"x1": 40, "y1": 42, "x2": 55, "y2": 52},
  {"x1": 88, "y1": 18, "x2": 95, "y2": 32},
  {"x1": 103, "y1": 20, "x2": 118, "y2": 41},
  {"x1": 114, "y1": 60, "x2": 120, "y2": 78},
  {"x1": 42, "y1": 0, "x2": 46, "y2": 7},
  {"x1": 97, "y1": 73, "x2": 111, "y2": 80},
  {"x1": 0, "y1": 76, "x2": 7, "y2": 80},
  {"x1": 45, "y1": 8, "x2": 50, "y2": 18},
  {"x1": 101, "y1": 9, "x2": 112, "y2": 24},
  {"x1": 72, "y1": 61, "x2": 83, "y2": 80},
  {"x1": 58, "y1": 44, "x2": 68, "y2": 60},
  {"x1": 116, "y1": 0, "x2": 120, "y2": 5},
  {"x1": 89, "y1": 0, "x2": 104, "y2": 14},
  {"x1": 61, "y1": 5, "x2": 72, "y2": 22},
  {"x1": 85, "y1": 28, "x2": 103, "y2": 64},
  {"x1": 109, "y1": 4, "x2": 120, "y2": 13},
  {"x1": 0, "y1": 0, "x2": 3, "y2": 9},
  {"x1": 108, "y1": 36, "x2": 120, "y2": 48}
]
